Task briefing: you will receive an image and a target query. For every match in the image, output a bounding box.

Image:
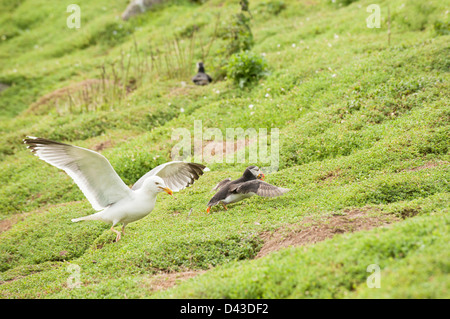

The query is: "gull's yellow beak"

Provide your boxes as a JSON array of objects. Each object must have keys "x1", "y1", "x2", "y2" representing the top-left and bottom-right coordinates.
[{"x1": 163, "y1": 187, "x2": 173, "y2": 195}]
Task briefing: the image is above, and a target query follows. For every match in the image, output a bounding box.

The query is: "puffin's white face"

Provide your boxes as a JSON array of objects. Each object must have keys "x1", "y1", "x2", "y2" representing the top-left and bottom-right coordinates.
[
  {"x1": 142, "y1": 176, "x2": 173, "y2": 195},
  {"x1": 249, "y1": 166, "x2": 265, "y2": 180}
]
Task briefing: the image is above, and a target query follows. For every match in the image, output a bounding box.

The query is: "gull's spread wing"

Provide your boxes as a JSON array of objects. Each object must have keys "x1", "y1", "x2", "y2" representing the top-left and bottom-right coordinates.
[
  {"x1": 24, "y1": 137, "x2": 132, "y2": 211},
  {"x1": 132, "y1": 161, "x2": 206, "y2": 192}
]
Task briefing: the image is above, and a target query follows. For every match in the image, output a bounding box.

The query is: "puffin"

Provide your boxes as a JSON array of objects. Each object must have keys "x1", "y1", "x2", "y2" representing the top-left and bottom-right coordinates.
[
  {"x1": 23, "y1": 136, "x2": 207, "y2": 242},
  {"x1": 206, "y1": 166, "x2": 289, "y2": 213},
  {"x1": 192, "y1": 62, "x2": 212, "y2": 86}
]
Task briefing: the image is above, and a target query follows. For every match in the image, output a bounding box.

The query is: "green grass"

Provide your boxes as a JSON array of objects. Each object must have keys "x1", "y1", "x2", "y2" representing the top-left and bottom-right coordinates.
[
  {"x1": 155, "y1": 207, "x2": 449, "y2": 299},
  {"x1": 0, "y1": 0, "x2": 449, "y2": 298}
]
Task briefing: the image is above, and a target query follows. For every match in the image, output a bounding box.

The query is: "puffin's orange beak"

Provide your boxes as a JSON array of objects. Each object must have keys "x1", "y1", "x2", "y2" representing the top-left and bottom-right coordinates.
[
  {"x1": 258, "y1": 173, "x2": 265, "y2": 180},
  {"x1": 163, "y1": 187, "x2": 173, "y2": 195}
]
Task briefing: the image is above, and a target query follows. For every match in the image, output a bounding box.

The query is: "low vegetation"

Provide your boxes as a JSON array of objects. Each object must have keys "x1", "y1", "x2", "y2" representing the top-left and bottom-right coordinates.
[{"x1": 0, "y1": 0, "x2": 448, "y2": 298}]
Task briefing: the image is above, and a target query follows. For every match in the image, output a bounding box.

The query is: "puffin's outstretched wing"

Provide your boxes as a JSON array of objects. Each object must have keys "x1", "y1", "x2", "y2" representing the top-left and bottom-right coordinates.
[
  {"x1": 235, "y1": 180, "x2": 290, "y2": 197},
  {"x1": 23, "y1": 136, "x2": 132, "y2": 211},
  {"x1": 132, "y1": 161, "x2": 206, "y2": 192}
]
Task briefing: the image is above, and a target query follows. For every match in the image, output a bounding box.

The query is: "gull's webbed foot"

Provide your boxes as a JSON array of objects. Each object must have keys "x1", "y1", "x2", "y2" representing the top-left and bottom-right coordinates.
[{"x1": 111, "y1": 226, "x2": 122, "y2": 242}]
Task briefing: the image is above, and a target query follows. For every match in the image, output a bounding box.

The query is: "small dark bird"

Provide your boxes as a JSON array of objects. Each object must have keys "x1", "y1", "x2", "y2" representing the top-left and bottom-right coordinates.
[
  {"x1": 206, "y1": 166, "x2": 289, "y2": 213},
  {"x1": 192, "y1": 62, "x2": 212, "y2": 86}
]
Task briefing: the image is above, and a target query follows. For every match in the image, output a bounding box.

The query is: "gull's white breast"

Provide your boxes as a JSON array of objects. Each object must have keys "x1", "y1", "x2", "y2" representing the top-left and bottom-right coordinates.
[{"x1": 100, "y1": 191, "x2": 157, "y2": 225}]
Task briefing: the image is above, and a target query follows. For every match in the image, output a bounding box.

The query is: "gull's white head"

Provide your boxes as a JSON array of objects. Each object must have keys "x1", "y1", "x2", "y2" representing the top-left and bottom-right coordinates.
[{"x1": 141, "y1": 176, "x2": 173, "y2": 195}]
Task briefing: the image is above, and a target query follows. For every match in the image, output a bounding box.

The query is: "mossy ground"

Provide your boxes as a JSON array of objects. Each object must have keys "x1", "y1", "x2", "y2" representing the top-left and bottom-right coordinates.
[{"x1": 0, "y1": 0, "x2": 448, "y2": 298}]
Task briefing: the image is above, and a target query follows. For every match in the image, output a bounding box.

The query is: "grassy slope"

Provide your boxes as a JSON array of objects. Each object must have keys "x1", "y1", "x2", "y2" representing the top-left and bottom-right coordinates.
[{"x1": 0, "y1": 0, "x2": 449, "y2": 298}]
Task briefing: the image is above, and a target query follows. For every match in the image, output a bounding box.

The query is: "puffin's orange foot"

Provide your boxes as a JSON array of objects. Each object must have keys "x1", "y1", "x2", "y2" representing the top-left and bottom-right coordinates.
[{"x1": 207, "y1": 206, "x2": 211, "y2": 214}]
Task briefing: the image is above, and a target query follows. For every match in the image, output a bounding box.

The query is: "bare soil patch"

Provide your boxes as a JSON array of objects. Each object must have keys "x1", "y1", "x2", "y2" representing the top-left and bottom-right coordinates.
[
  {"x1": 26, "y1": 79, "x2": 119, "y2": 115},
  {"x1": 201, "y1": 137, "x2": 257, "y2": 162},
  {"x1": 27, "y1": 79, "x2": 105, "y2": 113},
  {"x1": 318, "y1": 168, "x2": 342, "y2": 183},
  {"x1": 166, "y1": 85, "x2": 196, "y2": 98},
  {"x1": 0, "y1": 218, "x2": 14, "y2": 233},
  {"x1": 0, "y1": 214, "x2": 28, "y2": 234},
  {"x1": 0, "y1": 201, "x2": 83, "y2": 235},
  {"x1": 0, "y1": 83, "x2": 9, "y2": 93},
  {"x1": 402, "y1": 161, "x2": 449, "y2": 172},
  {"x1": 256, "y1": 207, "x2": 400, "y2": 258},
  {"x1": 142, "y1": 270, "x2": 206, "y2": 291},
  {"x1": 92, "y1": 140, "x2": 113, "y2": 152}
]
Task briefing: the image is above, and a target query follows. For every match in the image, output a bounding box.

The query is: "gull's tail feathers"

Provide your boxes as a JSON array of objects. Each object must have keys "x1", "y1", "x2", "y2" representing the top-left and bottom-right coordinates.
[{"x1": 71, "y1": 212, "x2": 104, "y2": 223}]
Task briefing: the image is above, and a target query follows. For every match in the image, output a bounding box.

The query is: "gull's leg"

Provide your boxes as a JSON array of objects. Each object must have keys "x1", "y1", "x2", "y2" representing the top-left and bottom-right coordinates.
[
  {"x1": 221, "y1": 202, "x2": 228, "y2": 210},
  {"x1": 111, "y1": 226, "x2": 121, "y2": 242},
  {"x1": 121, "y1": 223, "x2": 127, "y2": 236}
]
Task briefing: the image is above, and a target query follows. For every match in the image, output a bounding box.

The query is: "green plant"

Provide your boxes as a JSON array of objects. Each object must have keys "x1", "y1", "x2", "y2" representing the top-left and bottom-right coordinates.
[
  {"x1": 329, "y1": 0, "x2": 359, "y2": 7},
  {"x1": 149, "y1": 35, "x2": 197, "y2": 80},
  {"x1": 213, "y1": 0, "x2": 254, "y2": 79},
  {"x1": 434, "y1": 20, "x2": 450, "y2": 36},
  {"x1": 256, "y1": 1, "x2": 286, "y2": 16},
  {"x1": 224, "y1": 50, "x2": 269, "y2": 88},
  {"x1": 222, "y1": 13, "x2": 253, "y2": 57}
]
